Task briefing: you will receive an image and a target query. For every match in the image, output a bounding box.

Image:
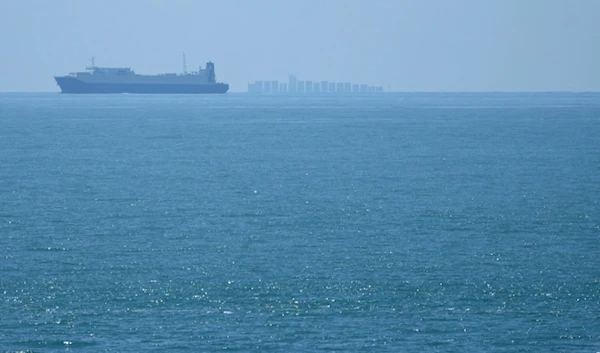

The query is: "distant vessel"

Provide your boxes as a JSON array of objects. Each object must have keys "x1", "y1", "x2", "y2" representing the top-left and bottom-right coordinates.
[{"x1": 54, "y1": 57, "x2": 229, "y2": 94}]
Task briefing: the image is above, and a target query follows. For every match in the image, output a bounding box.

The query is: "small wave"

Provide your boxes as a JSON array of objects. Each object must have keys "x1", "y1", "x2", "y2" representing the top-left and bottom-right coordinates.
[
  {"x1": 30, "y1": 247, "x2": 70, "y2": 252},
  {"x1": 10, "y1": 339, "x2": 97, "y2": 349}
]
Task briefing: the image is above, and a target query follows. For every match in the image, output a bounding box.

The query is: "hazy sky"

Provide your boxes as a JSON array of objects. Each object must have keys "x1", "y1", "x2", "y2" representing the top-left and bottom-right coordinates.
[{"x1": 1, "y1": 0, "x2": 599, "y2": 92}]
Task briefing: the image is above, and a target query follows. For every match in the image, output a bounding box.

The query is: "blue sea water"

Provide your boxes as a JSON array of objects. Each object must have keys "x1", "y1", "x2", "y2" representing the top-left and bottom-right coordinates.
[{"x1": 0, "y1": 92, "x2": 599, "y2": 352}]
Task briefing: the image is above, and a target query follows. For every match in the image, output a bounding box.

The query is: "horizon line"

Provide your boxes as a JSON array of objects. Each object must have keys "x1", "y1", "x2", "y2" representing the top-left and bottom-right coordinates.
[{"x1": 2, "y1": 91, "x2": 600, "y2": 95}]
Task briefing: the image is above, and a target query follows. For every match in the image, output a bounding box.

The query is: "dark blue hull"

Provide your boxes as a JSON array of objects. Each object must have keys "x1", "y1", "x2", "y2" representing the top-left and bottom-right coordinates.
[{"x1": 54, "y1": 76, "x2": 229, "y2": 94}]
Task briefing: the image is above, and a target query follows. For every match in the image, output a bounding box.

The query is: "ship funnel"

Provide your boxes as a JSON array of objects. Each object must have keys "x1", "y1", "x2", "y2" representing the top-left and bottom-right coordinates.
[{"x1": 206, "y1": 62, "x2": 216, "y2": 84}]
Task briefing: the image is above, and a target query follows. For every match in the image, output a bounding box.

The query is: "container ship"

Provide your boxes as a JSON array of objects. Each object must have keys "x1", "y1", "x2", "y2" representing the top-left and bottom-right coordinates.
[{"x1": 54, "y1": 58, "x2": 229, "y2": 94}]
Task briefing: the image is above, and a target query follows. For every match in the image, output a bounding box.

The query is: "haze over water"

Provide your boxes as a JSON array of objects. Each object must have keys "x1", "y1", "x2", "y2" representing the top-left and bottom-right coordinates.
[
  {"x1": 2, "y1": 0, "x2": 600, "y2": 92},
  {"x1": 1, "y1": 93, "x2": 599, "y2": 351}
]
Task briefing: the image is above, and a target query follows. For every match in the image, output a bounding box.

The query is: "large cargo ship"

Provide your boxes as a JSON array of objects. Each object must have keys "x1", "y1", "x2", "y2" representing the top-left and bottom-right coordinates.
[{"x1": 54, "y1": 58, "x2": 229, "y2": 94}]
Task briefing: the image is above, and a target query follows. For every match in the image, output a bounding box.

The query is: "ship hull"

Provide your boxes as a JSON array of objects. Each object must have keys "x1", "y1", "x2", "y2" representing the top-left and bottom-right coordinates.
[{"x1": 54, "y1": 76, "x2": 229, "y2": 94}]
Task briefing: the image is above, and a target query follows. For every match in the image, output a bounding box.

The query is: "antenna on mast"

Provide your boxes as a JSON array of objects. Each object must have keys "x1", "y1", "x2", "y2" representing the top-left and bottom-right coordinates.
[
  {"x1": 86, "y1": 56, "x2": 96, "y2": 71},
  {"x1": 182, "y1": 52, "x2": 187, "y2": 75},
  {"x1": 91, "y1": 57, "x2": 95, "y2": 67}
]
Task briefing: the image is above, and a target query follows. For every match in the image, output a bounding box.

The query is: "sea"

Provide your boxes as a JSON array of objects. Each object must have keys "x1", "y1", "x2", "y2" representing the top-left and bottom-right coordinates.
[{"x1": 0, "y1": 92, "x2": 599, "y2": 352}]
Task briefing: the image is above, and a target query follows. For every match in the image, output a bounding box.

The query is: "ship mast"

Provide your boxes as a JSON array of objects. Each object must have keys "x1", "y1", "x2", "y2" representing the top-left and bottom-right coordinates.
[
  {"x1": 182, "y1": 52, "x2": 187, "y2": 75},
  {"x1": 86, "y1": 56, "x2": 96, "y2": 71}
]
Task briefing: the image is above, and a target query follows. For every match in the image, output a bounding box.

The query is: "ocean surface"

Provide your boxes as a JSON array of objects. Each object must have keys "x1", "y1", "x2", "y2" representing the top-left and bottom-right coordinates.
[{"x1": 1, "y1": 92, "x2": 599, "y2": 352}]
